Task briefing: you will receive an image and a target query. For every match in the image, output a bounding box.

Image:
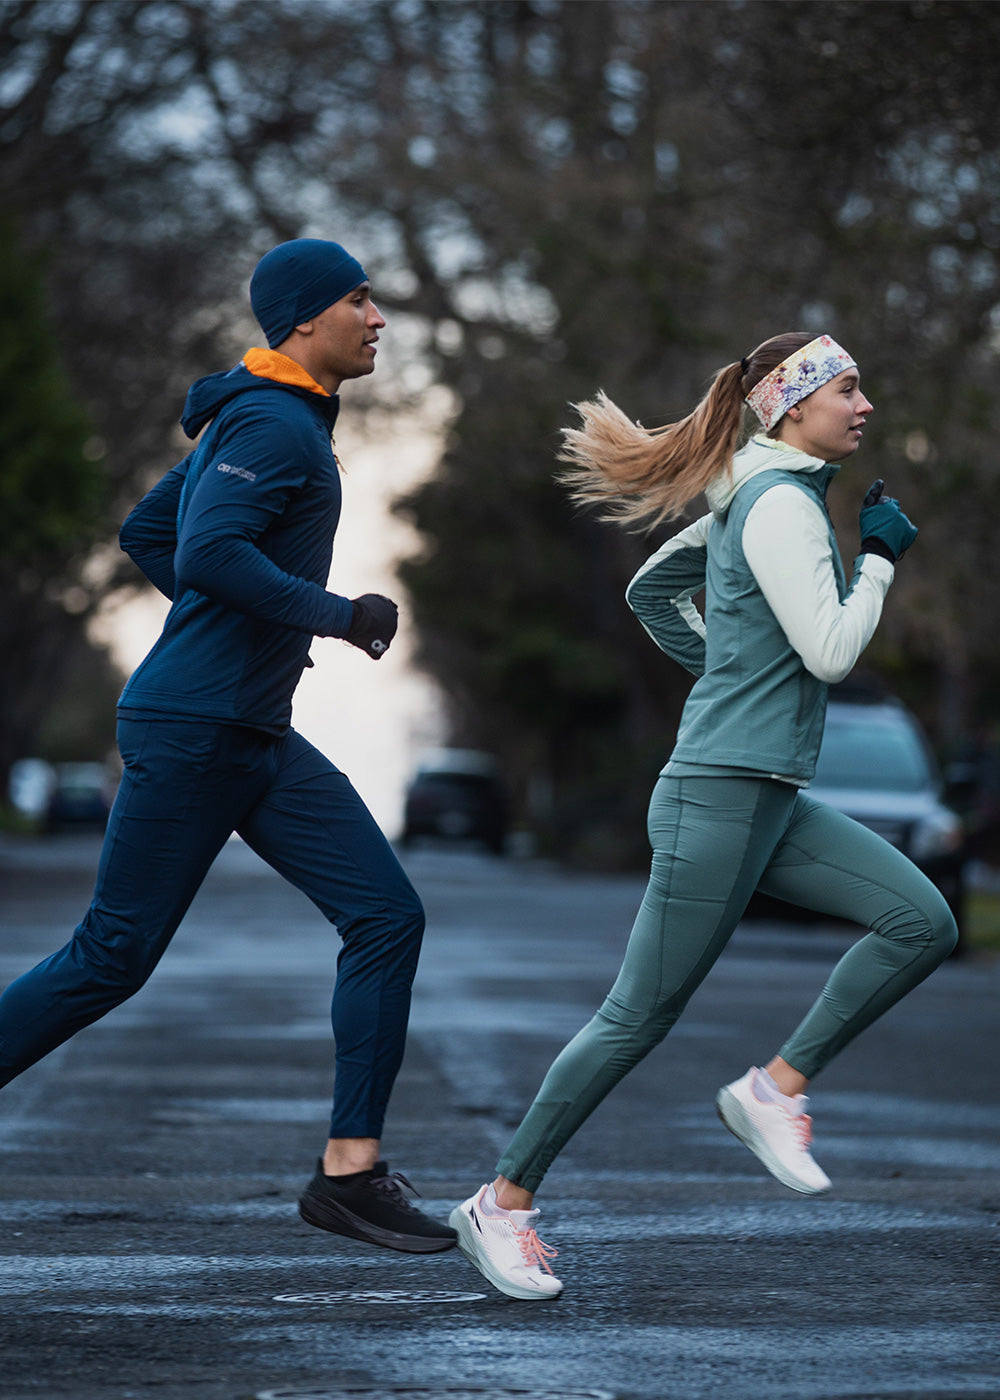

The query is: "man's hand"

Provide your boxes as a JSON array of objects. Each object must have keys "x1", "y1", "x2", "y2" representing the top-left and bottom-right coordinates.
[
  {"x1": 859, "y1": 480, "x2": 918, "y2": 563},
  {"x1": 345, "y1": 593, "x2": 398, "y2": 659}
]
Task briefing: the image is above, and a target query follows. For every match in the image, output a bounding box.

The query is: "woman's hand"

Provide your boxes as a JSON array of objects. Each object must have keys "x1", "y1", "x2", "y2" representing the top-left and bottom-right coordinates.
[{"x1": 859, "y1": 480, "x2": 918, "y2": 563}]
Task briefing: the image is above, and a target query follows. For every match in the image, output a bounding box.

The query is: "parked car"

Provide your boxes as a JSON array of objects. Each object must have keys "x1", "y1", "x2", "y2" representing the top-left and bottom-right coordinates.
[
  {"x1": 45, "y1": 762, "x2": 116, "y2": 831},
  {"x1": 401, "y1": 749, "x2": 510, "y2": 854},
  {"x1": 752, "y1": 689, "x2": 967, "y2": 935}
]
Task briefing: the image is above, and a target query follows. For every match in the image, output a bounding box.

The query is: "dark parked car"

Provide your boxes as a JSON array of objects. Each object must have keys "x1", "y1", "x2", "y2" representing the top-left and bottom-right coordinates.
[
  {"x1": 757, "y1": 690, "x2": 967, "y2": 934},
  {"x1": 45, "y1": 762, "x2": 116, "y2": 831},
  {"x1": 401, "y1": 749, "x2": 510, "y2": 854}
]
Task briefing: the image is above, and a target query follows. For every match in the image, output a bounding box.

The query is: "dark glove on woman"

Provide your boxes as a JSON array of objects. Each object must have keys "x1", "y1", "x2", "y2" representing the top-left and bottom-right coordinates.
[
  {"x1": 345, "y1": 593, "x2": 398, "y2": 659},
  {"x1": 858, "y1": 479, "x2": 918, "y2": 563}
]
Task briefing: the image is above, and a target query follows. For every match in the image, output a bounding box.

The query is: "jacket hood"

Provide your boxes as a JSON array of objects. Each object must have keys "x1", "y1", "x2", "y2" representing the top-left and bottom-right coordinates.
[
  {"x1": 705, "y1": 434, "x2": 829, "y2": 517},
  {"x1": 181, "y1": 348, "x2": 340, "y2": 438}
]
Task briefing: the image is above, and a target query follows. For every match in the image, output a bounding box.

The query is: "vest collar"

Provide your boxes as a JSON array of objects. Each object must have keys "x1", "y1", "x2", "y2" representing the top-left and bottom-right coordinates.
[{"x1": 706, "y1": 434, "x2": 834, "y2": 516}]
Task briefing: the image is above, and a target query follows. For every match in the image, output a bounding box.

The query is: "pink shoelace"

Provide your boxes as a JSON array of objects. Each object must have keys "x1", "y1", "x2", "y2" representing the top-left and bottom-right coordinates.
[
  {"x1": 789, "y1": 1109, "x2": 814, "y2": 1150},
  {"x1": 516, "y1": 1226, "x2": 559, "y2": 1276}
]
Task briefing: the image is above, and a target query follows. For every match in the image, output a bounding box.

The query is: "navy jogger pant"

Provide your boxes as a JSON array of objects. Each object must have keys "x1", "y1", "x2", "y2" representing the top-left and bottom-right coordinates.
[{"x1": 0, "y1": 718, "x2": 425, "y2": 1139}]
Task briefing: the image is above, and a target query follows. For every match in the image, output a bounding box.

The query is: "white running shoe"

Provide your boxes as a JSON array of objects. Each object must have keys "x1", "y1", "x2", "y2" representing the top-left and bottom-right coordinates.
[
  {"x1": 449, "y1": 1185, "x2": 563, "y2": 1300},
  {"x1": 716, "y1": 1067, "x2": 831, "y2": 1195}
]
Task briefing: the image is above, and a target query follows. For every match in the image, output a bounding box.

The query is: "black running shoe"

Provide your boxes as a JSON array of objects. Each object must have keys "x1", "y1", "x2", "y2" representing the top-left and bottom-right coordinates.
[{"x1": 298, "y1": 1159, "x2": 458, "y2": 1254}]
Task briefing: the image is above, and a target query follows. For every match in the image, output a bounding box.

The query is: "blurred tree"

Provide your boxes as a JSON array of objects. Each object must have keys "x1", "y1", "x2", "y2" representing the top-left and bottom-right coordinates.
[
  {"x1": 0, "y1": 0, "x2": 257, "y2": 493},
  {"x1": 376, "y1": 1, "x2": 726, "y2": 858},
  {"x1": 0, "y1": 0, "x2": 265, "y2": 787},
  {"x1": 0, "y1": 220, "x2": 110, "y2": 788}
]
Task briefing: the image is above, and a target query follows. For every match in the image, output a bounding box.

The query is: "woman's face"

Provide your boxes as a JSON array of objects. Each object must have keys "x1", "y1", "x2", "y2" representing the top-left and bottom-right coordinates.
[{"x1": 778, "y1": 369, "x2": 874, "y2": 462}]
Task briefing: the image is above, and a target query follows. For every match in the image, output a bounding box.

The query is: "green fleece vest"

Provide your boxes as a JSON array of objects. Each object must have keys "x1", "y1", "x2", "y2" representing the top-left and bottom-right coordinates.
[{"x1": 669, "y1": 464, "x2": 846, "y2": 782}]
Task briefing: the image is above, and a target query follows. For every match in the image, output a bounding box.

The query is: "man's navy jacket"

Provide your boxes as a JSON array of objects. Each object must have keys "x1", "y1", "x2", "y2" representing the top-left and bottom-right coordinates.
[{"x1": 118, "y1": 350, "x2": 355, "y2": 734}]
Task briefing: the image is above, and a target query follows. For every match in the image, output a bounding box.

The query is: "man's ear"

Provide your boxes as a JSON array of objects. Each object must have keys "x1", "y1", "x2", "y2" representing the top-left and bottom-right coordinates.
[{"x1": 293, "y1": 320, "x2": 315, "y2": 336}]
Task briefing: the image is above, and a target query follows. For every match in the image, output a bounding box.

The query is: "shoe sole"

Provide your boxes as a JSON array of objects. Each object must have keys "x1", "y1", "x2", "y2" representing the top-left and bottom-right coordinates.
[
  {"x1": 449, "y1": 1204, "x2": 563, "y2": 1301},
  {"x1": 299, "y1": 1192, "x2": 457, "y2": 1254},
  {"x1": 715, "y1": 1087, "x2": 831, "y2": 1195}
]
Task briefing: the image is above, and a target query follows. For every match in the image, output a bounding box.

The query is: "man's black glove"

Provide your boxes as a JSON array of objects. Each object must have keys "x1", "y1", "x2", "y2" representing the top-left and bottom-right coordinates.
[
  {"x1": 858, "y1": 479, "x2": 918, "y2": 563},
  {"x1": 345, "y1": 593, "x2": 398, "y2": 659}
]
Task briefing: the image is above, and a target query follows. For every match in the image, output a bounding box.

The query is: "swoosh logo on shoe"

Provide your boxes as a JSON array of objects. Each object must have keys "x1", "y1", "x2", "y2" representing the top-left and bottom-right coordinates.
[{"x1": 468, "y1": 1205, "x2": 483, "y2": 1235}]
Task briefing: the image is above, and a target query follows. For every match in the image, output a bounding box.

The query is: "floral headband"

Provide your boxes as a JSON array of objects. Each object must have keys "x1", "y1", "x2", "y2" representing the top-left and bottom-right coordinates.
[{"x1": 745, "y1": 335, "x2": 857, "y2": 431}]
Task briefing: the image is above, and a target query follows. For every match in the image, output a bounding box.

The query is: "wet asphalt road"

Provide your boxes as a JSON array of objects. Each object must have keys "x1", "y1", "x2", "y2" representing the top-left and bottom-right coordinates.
[{"x1": 0, "y1": 830, "x2": 998, "y2": 1400}]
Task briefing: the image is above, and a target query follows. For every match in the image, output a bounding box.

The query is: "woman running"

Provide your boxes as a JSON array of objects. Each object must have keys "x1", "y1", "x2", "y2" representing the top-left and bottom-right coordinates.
[{"x1": 449, "y1": 332, "x2": 958, "y2": 1300}]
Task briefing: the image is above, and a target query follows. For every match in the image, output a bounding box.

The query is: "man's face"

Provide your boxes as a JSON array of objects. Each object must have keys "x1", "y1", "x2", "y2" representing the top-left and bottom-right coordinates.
[{"x1": 303, "y1": 282, "x2": 386, "y2": 389}]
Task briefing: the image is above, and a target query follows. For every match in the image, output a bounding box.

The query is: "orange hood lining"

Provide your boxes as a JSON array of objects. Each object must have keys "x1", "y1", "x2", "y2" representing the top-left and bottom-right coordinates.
[{"x1": 243, "y1": 347, "x2": 330, "y2": 397}]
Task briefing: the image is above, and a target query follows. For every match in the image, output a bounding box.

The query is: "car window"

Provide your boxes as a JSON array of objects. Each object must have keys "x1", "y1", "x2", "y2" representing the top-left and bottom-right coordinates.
[
  {"x1": 814, "y1": 712, "x2": 934, "y2": 792},
  {"x1": 417, "y1": 773, "x2": 492, "y2": 792}
]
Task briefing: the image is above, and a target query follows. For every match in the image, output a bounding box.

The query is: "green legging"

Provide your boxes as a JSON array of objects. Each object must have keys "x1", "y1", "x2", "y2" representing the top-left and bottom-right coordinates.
[{"x1": 497, "y1": 774, "x2": 958, "y2": 1192}]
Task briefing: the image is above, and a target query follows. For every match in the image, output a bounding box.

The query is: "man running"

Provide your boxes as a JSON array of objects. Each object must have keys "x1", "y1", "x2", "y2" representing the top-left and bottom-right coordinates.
[{"x1": 0, "y1": 238, "x2": 456, "y2": 1255}]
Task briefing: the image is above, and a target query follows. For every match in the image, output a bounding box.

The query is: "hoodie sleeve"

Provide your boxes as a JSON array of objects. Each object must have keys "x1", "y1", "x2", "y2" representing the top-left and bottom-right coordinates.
[
  {"x1": 625, "y1": 514, "x2": 710, "y2": 676},
  {"x1": 118, "y1": 456, "x2": 193, "y2": 600},
  {"x1": 742, "y1": 483, "x2": 894, "y2": 684},
  {"x1": 172, "y1": 400, "x2": 354, "y2": 638}
]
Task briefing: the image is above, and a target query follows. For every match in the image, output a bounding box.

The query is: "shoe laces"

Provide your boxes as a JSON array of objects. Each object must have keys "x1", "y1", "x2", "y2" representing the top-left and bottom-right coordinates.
[
  {"x1": 789, "y1": 1110, "x2": 814, "y2": 1150},
  {"x1": 369, "y1": 1169, "x2": 422, "y2": 1214},
  {"x1": 516, "y1": 1225, "x2": 558, "y2": 1276}
]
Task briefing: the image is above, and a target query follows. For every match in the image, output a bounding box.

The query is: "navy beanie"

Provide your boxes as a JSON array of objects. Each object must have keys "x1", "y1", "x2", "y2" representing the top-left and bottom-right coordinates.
[{"x1": 250, "y1": 239, "x2": 368, "y2": 349}]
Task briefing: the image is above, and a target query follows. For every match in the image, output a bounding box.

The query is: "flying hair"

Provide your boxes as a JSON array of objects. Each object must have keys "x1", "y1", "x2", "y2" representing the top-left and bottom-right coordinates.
[{"x1": 557, "y1": 332, "x2": 816, "y2": 531}]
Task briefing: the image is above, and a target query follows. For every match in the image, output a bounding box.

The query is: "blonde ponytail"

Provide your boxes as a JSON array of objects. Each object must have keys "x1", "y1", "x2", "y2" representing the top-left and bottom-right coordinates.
[{"x1": 558, "y1": 332, "x2": 815, "y2": 531}]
